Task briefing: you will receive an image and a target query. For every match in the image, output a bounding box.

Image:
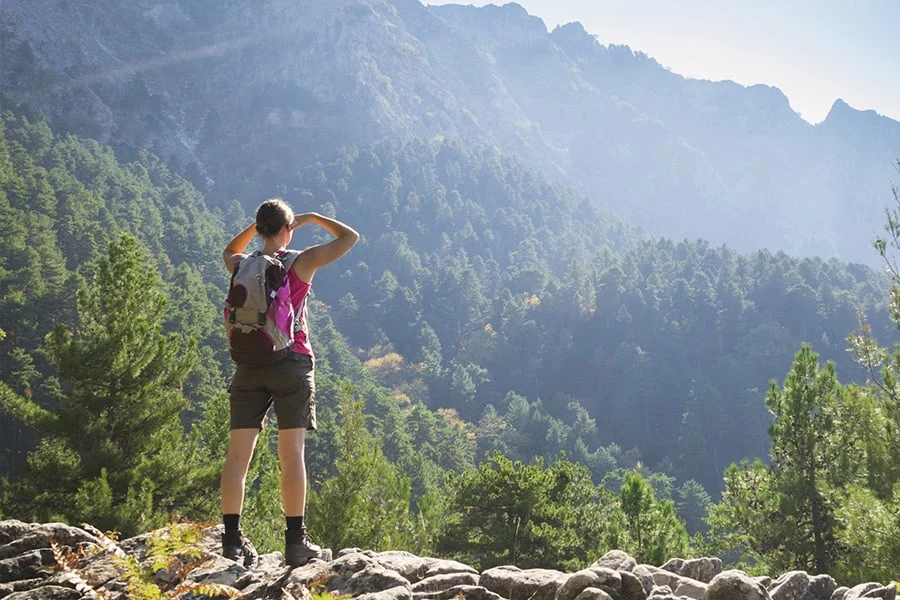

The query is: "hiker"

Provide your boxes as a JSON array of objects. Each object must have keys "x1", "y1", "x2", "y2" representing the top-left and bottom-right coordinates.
[{"x1": 220, "y1": 198, "x2": 358, "y2": 567}]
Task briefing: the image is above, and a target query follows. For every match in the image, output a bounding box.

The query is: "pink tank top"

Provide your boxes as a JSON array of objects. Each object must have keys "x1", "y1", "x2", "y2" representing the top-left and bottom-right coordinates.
[{"x1": 286, "y1": 268, "x2": 313, "y2": 357}]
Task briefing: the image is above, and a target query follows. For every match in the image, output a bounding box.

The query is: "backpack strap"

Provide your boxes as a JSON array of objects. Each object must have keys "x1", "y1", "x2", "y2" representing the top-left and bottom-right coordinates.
[{"x1": 277, "y1": 249, "x2": 303, "y2": 271}]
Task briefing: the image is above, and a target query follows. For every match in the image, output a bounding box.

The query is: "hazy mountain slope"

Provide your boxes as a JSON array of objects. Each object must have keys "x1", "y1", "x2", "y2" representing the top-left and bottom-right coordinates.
[
  {"x1": 431, "y1": 5, "x2": 898, "y2": 264},
  {"x1": 2, "y1": 0, "x2": 897, "y2": 264}
]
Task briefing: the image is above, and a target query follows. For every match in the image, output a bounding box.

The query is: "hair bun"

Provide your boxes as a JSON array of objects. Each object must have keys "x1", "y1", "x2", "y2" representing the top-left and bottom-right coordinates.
[{"x1": 255, "y1": 198, "x2": 292, "y2": 239}]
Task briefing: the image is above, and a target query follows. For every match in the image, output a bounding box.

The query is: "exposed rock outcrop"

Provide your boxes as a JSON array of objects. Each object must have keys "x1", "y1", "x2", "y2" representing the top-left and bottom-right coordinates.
[{"x1": 0, "y1": 520, "x2": 895, "y2": 600}]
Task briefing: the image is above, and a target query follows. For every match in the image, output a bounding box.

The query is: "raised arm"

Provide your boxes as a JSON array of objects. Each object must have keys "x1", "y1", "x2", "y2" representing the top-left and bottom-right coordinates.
[
  {"x1": 223, "y1": 223, "x2": 256, "y2": 273},
  {"x1": 292, "y1": 213, "x2": 359, "y2": 282}
]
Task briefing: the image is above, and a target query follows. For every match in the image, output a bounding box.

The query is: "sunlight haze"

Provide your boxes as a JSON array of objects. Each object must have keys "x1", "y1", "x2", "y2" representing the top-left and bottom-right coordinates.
[{"x1": 429, "y1": 0, "x2": 900, "y2": 124}]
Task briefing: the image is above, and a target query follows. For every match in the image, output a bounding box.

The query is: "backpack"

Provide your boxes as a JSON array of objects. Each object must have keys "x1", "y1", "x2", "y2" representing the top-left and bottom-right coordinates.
[{"x1": 224, "y1": 250, "x2": 301, "y2": 365}]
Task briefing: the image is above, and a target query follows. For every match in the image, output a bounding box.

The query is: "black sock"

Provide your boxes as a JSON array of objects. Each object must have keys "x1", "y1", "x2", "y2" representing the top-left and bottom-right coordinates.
[
  {"x1": 286, "y1": 516, "x2": 304, "y2": 531},
  {"x1": 223, "y1": 514, "x2": 241, "y2": 532}
]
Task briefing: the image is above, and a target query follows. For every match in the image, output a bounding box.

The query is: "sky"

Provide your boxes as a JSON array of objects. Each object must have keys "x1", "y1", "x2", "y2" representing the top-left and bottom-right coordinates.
[{"x1": 428, "y1": 0, "x2": 900, "y2": 125}]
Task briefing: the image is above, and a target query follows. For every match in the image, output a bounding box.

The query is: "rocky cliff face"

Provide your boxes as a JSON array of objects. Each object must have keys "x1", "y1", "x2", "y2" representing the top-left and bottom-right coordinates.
[
  {"x1": 2, "y1": 0, "x2": 898, "y2": 264},
  {"x1": 1, "y1": 520, "x2": 896, "y2": 600}
]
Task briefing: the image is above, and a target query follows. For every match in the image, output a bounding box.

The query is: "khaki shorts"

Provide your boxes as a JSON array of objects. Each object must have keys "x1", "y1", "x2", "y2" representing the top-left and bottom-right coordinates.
[{"x1": 228, "y1": 353, "x2": 316, "y2": 430}]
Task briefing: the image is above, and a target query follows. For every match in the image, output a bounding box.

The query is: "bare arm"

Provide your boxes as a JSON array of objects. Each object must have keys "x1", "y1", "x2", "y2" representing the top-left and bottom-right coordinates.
[
  {"x1": 223, "y1": 223, "x2": 256, "y2": 273},
  {"x1": 292, "y1": 213, "x2": 359, "y2": 282}
]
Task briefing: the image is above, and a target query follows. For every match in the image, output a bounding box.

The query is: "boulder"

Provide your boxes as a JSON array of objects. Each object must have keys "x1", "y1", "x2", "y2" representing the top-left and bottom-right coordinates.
[
  {"x1": 356, "y1": 584, "x2": 414, "y2": 600},
  {"x1": 575, "y1": 588, "x2": 617, "y2": 600},
  {"x1": 423, "y1": 558, "x2": 480, "y2": 579},
  {"x1": 830, "y1": 587, "x2": 850, "y2": 600},
  {"x1": 481, "y1": 565, "x2": 568, "y2": 600},
  {"x1": 3, "y1": 584, "x2": 84, "y2": 599},
  {"x1": 705, "y1": 570, "x2": 771, "y2": 600},
  {"x1": 620, "y1": 571, "x2": 649, "y2": 600},
  {"x1": 675, "y1": 578, "x2": 708, "y2": 600},
  {"x1": 682, "y1": 559, "x2": 723, "y2": 584},
  {"x1": 770, "y1": 571, "x2": 811, "y2": 600},
  {"x1": 847, "y1": 584, "x2": 883, "y2": 600},
  {"x1": 803, "y1": 575, "x2": 838, "y2": 600},
  {"x1": 0, "y1": 549, "x2": 54, "y2": 583},
  {"x1": 411, "y1": 572, "x2": 480, "y2": 594},
  {"x1": 861, "y1": 586, "x2": 897, "y2": 600},
  {"x1": 652, "y1": 569, "x2": 683, "y2": 591},
  {"x1": 593, "y1": 550, "x2": 638, "y2": 572},
  {"x1": 0, "y1": 521, "x2": 895, "y2": 600},
  {"x1": 412, "y1": 584, "x2": 504, "y2": 600},
  {"x1": 631, "y1": 566, "x2": 657, "y2": 595},
  {"x1": 661, "y1": 559, "x2": 686, "y2": 576},
  {"x1": 557, "y1": 568, "x2": 622, "y2": 600},
  {"x1": 371, "y1": 551, "x2": 430, "y2": 582},
  {"x1": 344, "y1": 565, "x2": 412, "y2": 597}
]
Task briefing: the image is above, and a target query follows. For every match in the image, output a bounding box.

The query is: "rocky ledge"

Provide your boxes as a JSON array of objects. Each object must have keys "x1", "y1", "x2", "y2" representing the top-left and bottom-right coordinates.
[{"x1": 0, "y1": 520, "x2": 896, "y2": 600}]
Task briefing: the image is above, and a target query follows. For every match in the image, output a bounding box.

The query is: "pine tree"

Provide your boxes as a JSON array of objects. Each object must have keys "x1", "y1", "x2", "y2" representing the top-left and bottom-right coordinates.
[
  {"x1": 620, "y1": 469, "x2": 690, "y2": 565},
  {"x1": 439, "y1": 452, "x2": 624, "y2": 571},
  {"x1": 708, "y1": 344, "x2": 850, "y2": 575},
  {"x1": 308, "y1": 381, "x2": 418, "y2": 552},
  {"x1": 0, "y1": 234, "x2": 203, "y2": 534},
  {"x1": 765, "y1": 343, "x2": 841, "y2": 573}
]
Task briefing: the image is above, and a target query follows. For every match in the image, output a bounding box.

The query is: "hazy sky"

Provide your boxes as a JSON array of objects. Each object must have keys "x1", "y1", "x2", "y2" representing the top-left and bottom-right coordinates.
[{"x1": 429, "y1": 1, "x2": 900, "y2": 124}]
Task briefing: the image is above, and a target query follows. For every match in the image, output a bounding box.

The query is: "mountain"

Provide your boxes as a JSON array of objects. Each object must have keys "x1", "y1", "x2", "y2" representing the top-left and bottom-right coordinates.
[{"x1": 1, "y1": 0, "x2": 898, "y2": 264}]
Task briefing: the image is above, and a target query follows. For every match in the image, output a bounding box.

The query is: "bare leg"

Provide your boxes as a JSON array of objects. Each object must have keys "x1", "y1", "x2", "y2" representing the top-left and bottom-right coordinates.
[
  {"x1": 221, "y1": 428, "x2": 261, "y2": 515},
  {"x1": 278, "y1": 427, "x2": 308, "y2": 516}
]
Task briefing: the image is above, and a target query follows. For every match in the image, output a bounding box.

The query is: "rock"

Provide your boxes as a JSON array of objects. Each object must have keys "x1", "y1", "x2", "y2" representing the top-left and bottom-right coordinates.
[
  {"x1": 675, "y1": 578, "x2": 708, "y2": 600},
  {"x1": 705, "y1": 570, "x2": 771, "y2": 600},
  {"x1": 423, "y1": 558, "x2": 480, "y2": 579},
  {"x1": 3, "y1": 585, "x2": 83, "y2": 599},
  {"x1": 575, "y1": 588, "x2": 617, "y2": 600},
  {"x1": 861, "y1": 586, "x2": 897, "y2": 600},
  {"x1": 282, "y1": 558, "x2": 332, "y2": 589},
  {"x1": 182, "y1": 558, "x2": 249, "y2": 588},
  {"x1": 682, "y1": 559, "x2": 723, "y2": 584},
  {"x1": 322, "y1": 551, "x2": 379, "y2": 592},
  {"x1": 652, "y1": 570, "x2": 683, "y2": 591},
  {"x1": 371, "y1": 551, "x2": 429, "y2": 582},
  {"x1": 803, "y1": 575, "x2": 837, "y2": 600},
  {"x1": 0, "y1": 549, "x2": 54, "y2": 583},
  {"x1": 661, "y1": 559, "x2": 686, "y2": 576},
  {"x1": 830, "y1": 588, "x2": 850, "y2": 600},
  {"x1": 0, "y1": 578, "x2": 44, "y2": 596},
  {"x1": 620, "y1": 570, "x2": 649, "y2": 600},
  {"x1": 0, "y1": 521, "x2": 893, "y2": 600},
  {"x1": 0, "y1": 522, "x2": 101, "y2": 560},
  {"x1": 632, "y1": 566, "x2": 657, "y2": 595},
  {"x1": 557, "y1": 568, "x2": 622, "y2": 600},
  {"x1": 73, "y1": 549, "x2": 126, "y2": 589},
  {"x1": 770, "y1": 571, "x2": 811, "y2": 600},
  {"x1": 593, "y1": 550, "x2": 638, "y2": 572},
  {"x1": 413, "y1": 584, "x2": 504, "y2": 600},
  {"x1": 356, "y1": 584, "x2": 414, "y2": 600},
  {"x1": 257, "y1": 552, "x2": 288, "y2": 571},
  {"x1": 847, "y1": 584, "x2": 883, "y2": 600},
  {"x1": 481, "y1": 565, "x2": 568, "y2": 600},
  {"x1": 344, "y1": 566, "x2": 412, "y2": 597},
  {"x1": 411, "y1": 572, "x2": 479, "y2": 593}
]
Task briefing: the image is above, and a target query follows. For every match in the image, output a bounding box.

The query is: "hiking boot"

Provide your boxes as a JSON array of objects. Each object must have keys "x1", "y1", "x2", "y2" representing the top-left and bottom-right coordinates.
[
  {"x1": 222, "y1": 529, "x2": 259, "y2": 568},
  {"x1": 285, "y1": 528, "x2": 321, "y2": 567}
]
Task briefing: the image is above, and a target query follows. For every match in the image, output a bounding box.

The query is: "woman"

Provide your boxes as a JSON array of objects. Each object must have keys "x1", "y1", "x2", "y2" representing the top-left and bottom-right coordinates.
[{"x1": 220, "y1": 198, "x2": 358, "y2": 567}]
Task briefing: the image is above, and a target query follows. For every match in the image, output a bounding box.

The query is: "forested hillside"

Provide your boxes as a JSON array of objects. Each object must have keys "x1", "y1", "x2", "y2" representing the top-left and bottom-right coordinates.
[
  {"x1": 276, "y1": 139, "x2": 896, "y2": 494},
  {"x1": 2, "y1": 0, "x2": 898, "y2": 264},
  {"x1": 2, "y1": 111, "x2": 899, "y2": 583}
]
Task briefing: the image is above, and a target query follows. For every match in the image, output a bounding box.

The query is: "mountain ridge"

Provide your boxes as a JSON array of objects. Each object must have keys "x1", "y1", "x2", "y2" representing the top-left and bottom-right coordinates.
[{"x1": 2, "y1": 0, "x2": 897, "y2": 264}]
